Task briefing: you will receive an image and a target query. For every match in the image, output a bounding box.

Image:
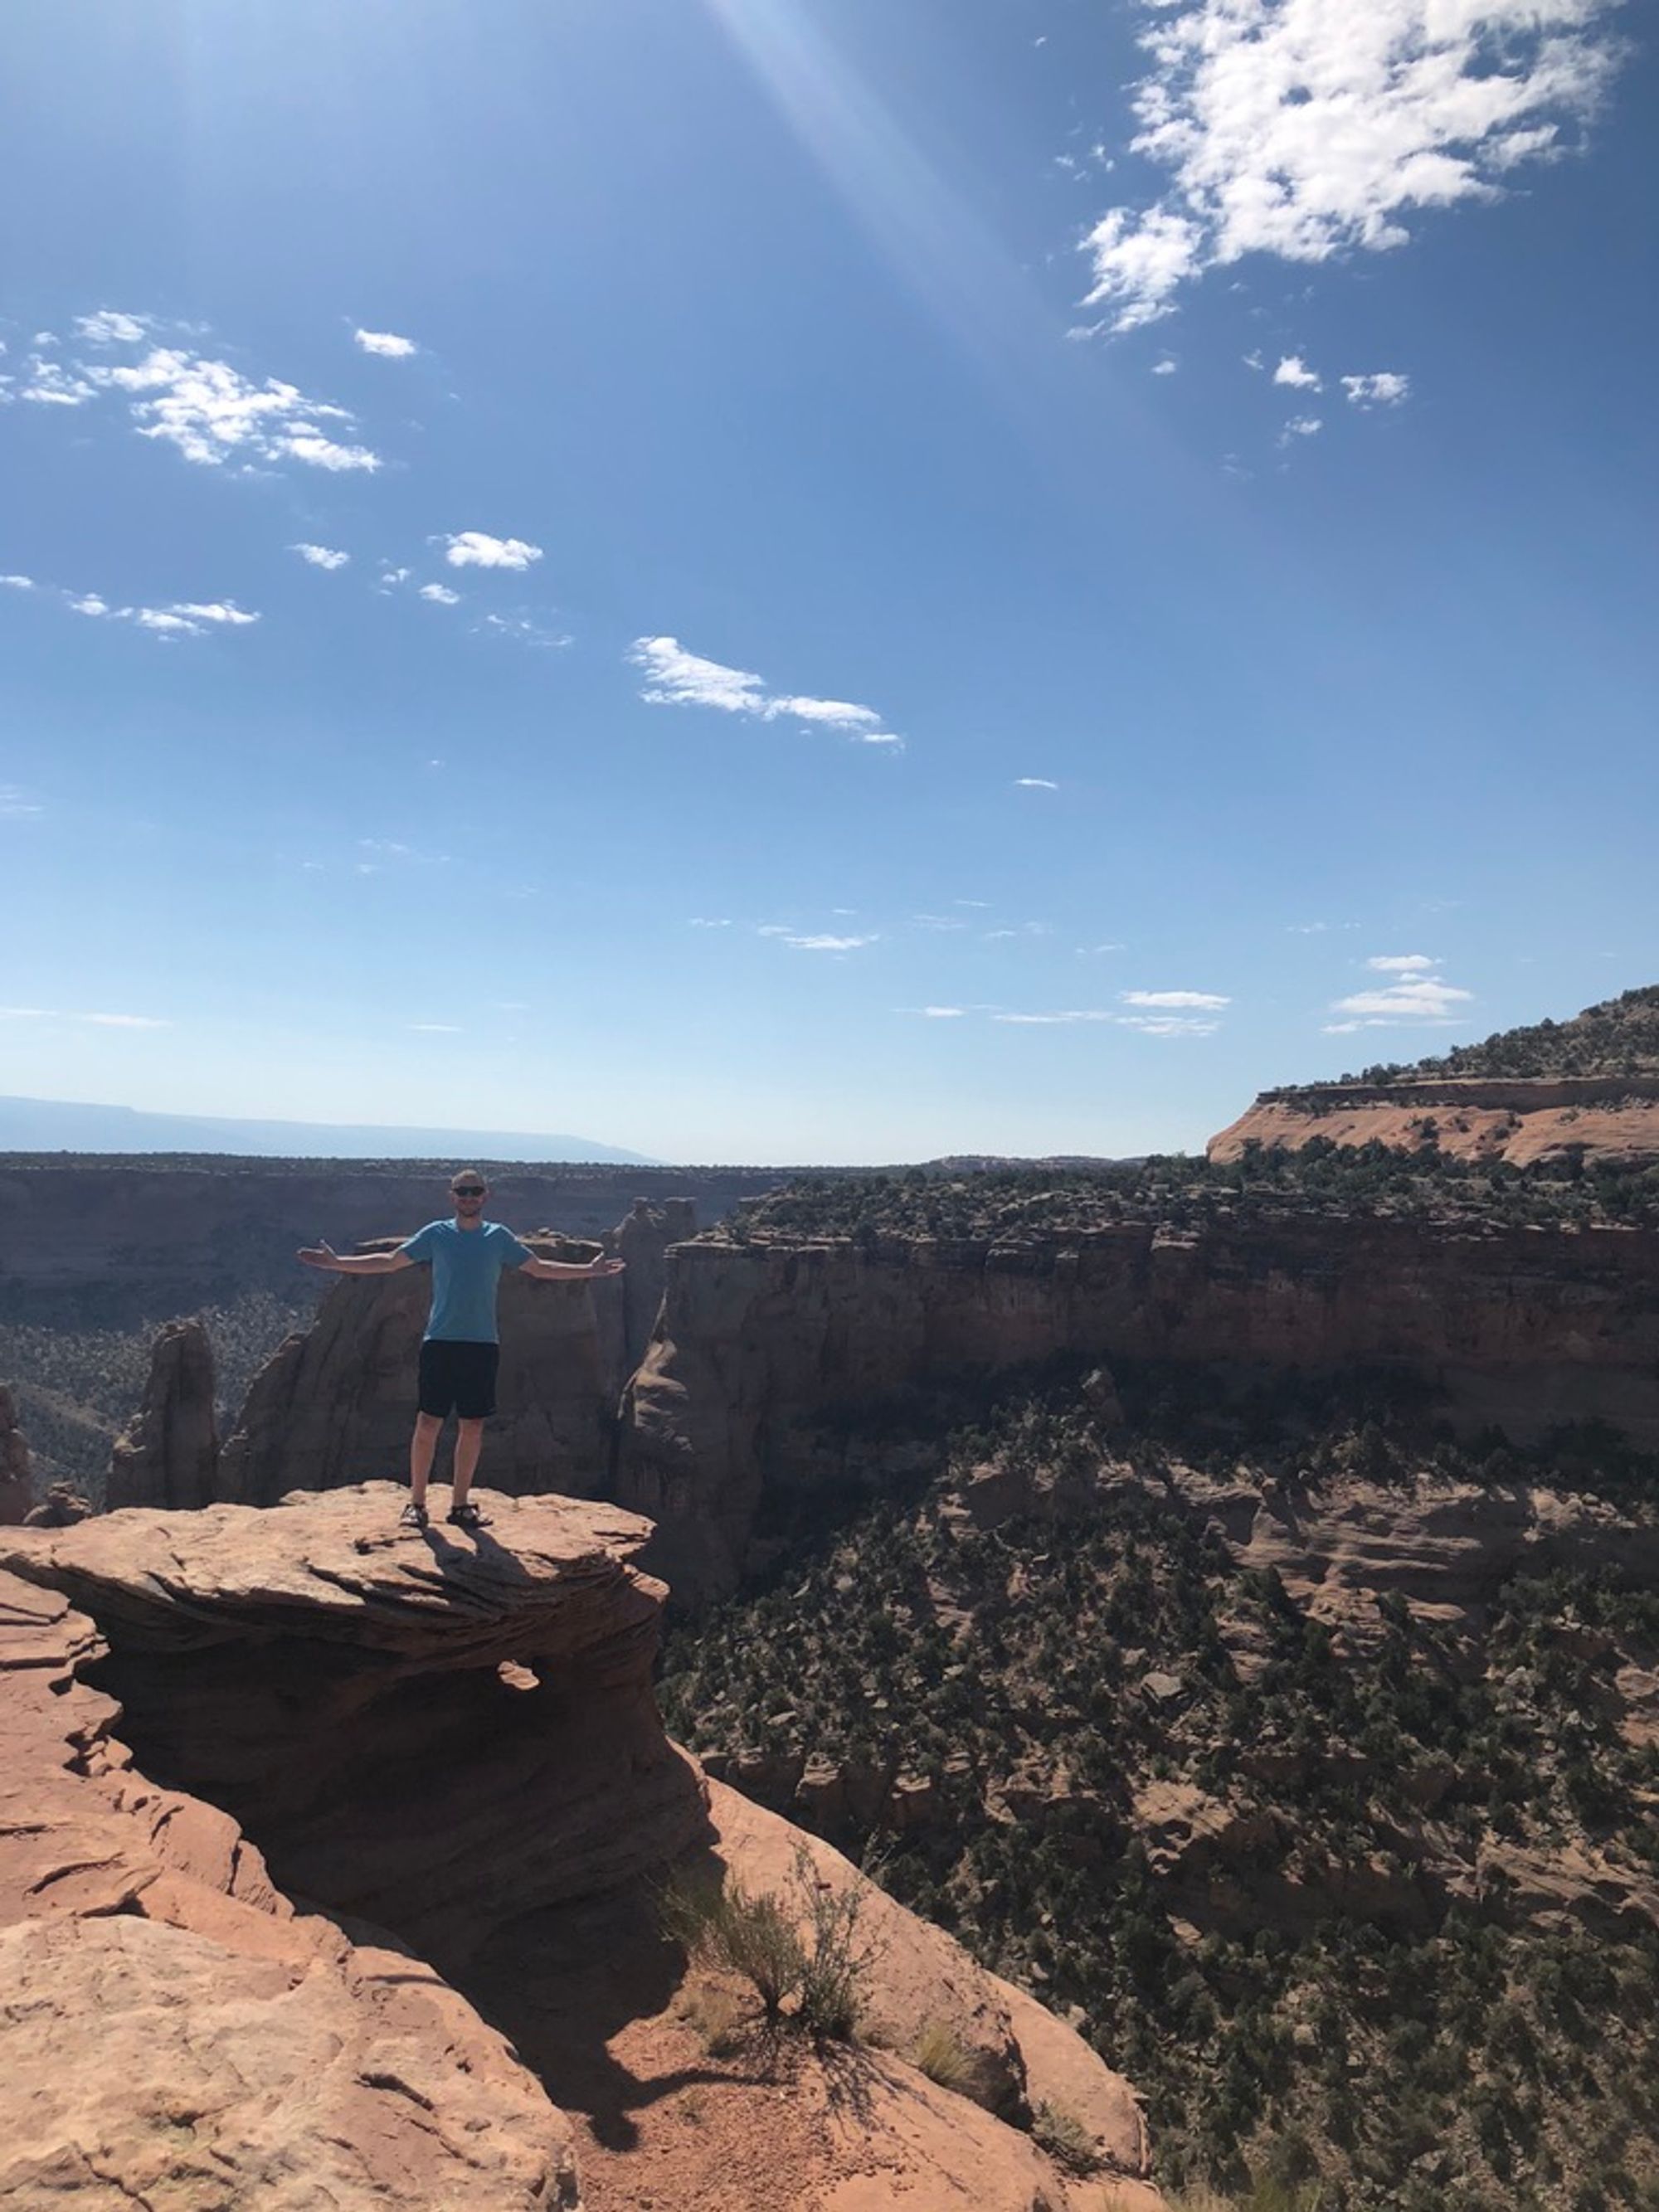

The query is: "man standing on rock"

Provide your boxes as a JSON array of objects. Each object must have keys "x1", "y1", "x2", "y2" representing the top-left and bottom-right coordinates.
[{"x1": 298, "y1": 1170, "x2": 624, "y2": 1531}]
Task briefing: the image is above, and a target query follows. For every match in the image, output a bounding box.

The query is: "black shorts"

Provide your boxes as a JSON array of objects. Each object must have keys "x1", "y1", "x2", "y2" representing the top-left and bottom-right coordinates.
[{"x1": 418, "y1": 1339, "x2": 499, "y2": 1421}]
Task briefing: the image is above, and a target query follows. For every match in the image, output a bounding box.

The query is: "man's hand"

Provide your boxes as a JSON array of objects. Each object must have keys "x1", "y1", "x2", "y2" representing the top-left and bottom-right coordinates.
[
  {"x1": 297, "y1": 1241, "x2": 339, "y2": 1271},
  {"x1": 586, "y1": 1257, "x2": 626, "y2": 1280}
]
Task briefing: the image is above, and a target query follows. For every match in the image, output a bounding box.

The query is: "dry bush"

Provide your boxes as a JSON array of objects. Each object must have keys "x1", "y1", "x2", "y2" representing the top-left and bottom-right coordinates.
[{"x1": 909, "y1": 2017, "x2": 986, "y2": 2098}]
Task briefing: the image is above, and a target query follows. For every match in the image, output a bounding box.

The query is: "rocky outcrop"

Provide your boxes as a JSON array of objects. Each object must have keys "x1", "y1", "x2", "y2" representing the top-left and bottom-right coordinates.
[
  {"x1": 107, "y1": 1316, "x2": 219, "y2": 1510},
  {"x1": 1209, "y1": 1075, "x2": 1659, "y2": 1165},
  {"x1": 615, "y1": 1194, "x2": 698, "y2": 1372},
  {"x1": 618, "y1": 1223, "x2": 1659, "y2": 1600},
  {"x1": 1, "y1": 1485, "x2": 708, "y2": 1976},
  {"x1": 1, "y1": 1484, "x2": 1160, "y2": 2210},
  {"x1": 0, "y1": 1555, "x2": 582, "y2": 2210},
  {"x1": 22, "y1": 1479, "x2": 92, "y2": 1527},
  {"x1": 216, "y1": 1237, "x2": 620, "y2": 1507},
  {"x1": 0, "y1": 1386, "x2": 29, "y2": 1525}
]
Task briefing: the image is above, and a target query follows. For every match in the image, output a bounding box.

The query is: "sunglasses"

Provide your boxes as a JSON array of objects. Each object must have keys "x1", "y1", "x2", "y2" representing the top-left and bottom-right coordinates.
[{"x1": 452, "y1": 1186, "x2": 486, "y2": 1198}]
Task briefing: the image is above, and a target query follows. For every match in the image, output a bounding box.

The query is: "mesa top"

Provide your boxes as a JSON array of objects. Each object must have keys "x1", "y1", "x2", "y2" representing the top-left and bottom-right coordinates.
[{"x1": 400, "y1": 1218, "x2": 534, "y2": 1343}]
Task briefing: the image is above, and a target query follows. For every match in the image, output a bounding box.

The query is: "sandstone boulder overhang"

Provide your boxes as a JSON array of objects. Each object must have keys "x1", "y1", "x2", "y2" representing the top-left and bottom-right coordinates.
[
  {"x1": 0, "y1": 1485, "x2": 712, "y2": 1976},
  {"x1": 0, "y1": 1555, "x2": 583, "y2": 2210}
]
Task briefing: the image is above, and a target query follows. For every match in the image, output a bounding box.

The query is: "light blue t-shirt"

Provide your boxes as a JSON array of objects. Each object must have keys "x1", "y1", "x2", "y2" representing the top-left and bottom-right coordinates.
[{"x1": 401, "y1": 1219, "x2": 535, "y2": 1344}]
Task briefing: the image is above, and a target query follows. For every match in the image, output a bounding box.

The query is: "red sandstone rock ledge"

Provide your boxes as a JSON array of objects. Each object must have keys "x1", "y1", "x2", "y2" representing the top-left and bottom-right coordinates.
[
  {"x1": 1209, "y1": 1076, "x2": 1659, "y2": 1166},
  {"x1": 0, "y1": 1557, "x2": 582, "y2": 2210},
  {"x1": 2, "y1": 1486, "x2": 1160, "y2": 2210}
]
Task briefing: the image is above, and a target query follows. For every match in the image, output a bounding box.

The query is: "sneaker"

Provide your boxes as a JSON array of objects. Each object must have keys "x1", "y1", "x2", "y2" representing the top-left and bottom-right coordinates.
[
  {"x1": 445, "y1": 1500, "x2": 489, "y2": 1529},
  {"x1": 399, "y1": 1500, "x2": 429, "y2": 1529}
]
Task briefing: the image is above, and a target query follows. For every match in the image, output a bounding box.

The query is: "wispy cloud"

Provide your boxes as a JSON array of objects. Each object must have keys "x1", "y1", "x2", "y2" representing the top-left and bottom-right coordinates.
[
  {"x1": 1325, "y1": 955, "x2": 1472, "y2": 1030},
  {"x1": 688, "y1": 916, "x2": 733, "y2": 928},
  {"x1": 291, "y1": 542, "x2": 350, "y2": 571},
  {"x1": 16, "y1": 356, "x2": 96, "y2": 406},
  {"x1": 1014, "y1": 776, "x2": 1058, "y2": 790},
  {"x1": 440, "y1": 531, "x2": 542, "y2": 571},
  {"x1": 408, "y1": 1022, "x2": 462, "y2": 1033},
  {"x1": 74, "y1": 309, "x2": 150, "y2": 346},
  {"x1": 1342, "y1": 371, "x2": 1412, "y2": 407},
  {"x1": 1273, "y1": 354, "x2": 1321, "y2": 391},
  {"x1": 1079, "y1": 0, "x2": 1623, "y2": 334},
  {"x1": 476, "y1": 610, "x2": 572, "y2": 648},
  {"x1": 630, "y1": 636, "x2": 904, "y2": 749},
  {"x1": 0, "y1": 1006, "x2": 168, "y2": 1028},
  {"x1": 0, "y1": 575, "x2": 34, "y2": 591},
  {"x1": 1279, "y1": 415, "x2": 1323, "y2": 442},
  {"x1": 779, "y1": 932, "x2": 878, "y2": 953},
  {"x1": 48, "y1": 585, "x2": 261, "y2": 639},
  {"x1": 912, "y1": 913, "x2": 970, "y2": 932},
  {"x1": 0, "y1": 786, "x2": 42, "y2": 819},
  {"x1": 1121, "y1": 988, "x2": 1229, "y2": 1009},
  {"x1": 419, "y1": 582, "x2": 462, "y2": 605},
  {"x1": 354, "y1": 328, "x2": 418, "y2": 358},
  {"x1": 68, "y1": 338, "x2": 381, "y2": 469}
]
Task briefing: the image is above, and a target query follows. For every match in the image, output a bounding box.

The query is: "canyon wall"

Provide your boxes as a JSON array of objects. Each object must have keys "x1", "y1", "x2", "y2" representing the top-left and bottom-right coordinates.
[
  {"x1": 1209, "y1": 1075, "x2": 1659, "y2": 1165},
  {"x1": 618, "y1": 1220, "x2": 1659, "y2": 1600}
]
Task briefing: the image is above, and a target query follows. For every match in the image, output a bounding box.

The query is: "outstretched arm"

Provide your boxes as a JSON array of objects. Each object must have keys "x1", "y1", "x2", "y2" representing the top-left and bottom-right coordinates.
[
  {"x1": 297, "y1": 1242, "x2": 416, "y2": 1276},
  {"x1": 519, "y1": 1254, "x2": 626, "y2": 1283}
]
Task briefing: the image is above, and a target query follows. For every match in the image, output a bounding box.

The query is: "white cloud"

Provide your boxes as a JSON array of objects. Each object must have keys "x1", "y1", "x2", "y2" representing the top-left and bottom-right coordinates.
[
  {"x1": 1152, "y1": 356, "x2": 1179, "y2": 375},
  {"x1": 1014, "y1": 776, "x2": 1058, "y2": 790},
  {"x1": 1326, "y1": 960, "x2": 1472, "y2": 1028},
  {"x1": 0, "y1": 1005, "x2": 168, "y2": 1028},
  {"x1": 1280, "y1": 415, "x2": 1324, "y2": 442},
  {"x1": 408, "y1": 1022, "x2": 462, "y2": 1033},
  {"x1": 1119, "y1": 1014, "x2": 1222, "y2": 1036},
  {"x1": 354, "y1": 328, "x2": 418, "y2": 358},
  {"x1": 919, "y1": 1006, "x2": 966, "y2": 1018},
  {"x1": 0, "y1": 575, "x2": 35, "y2": 591},
  {"x1": 0, "y1": 786, "x2": 42, "y2": 818},
  {"x1": 379, "y1": 568, "x2": 411, "y2": 590},
  {"x1": 441, "y1": 531, "x2": 543, "y2": 571},
  {"x1": 1076, "y1": 941, "x2": 1126, "y2": 955},
  {"x1": 995, "y1": 1009, "x2": 1117, "y2": 1025},
  {"x1": 1342, "y1": 370, "x2": 1412, "y2": 407},
  {"x1": 62, "y1": 590, "x2": 259, "y2": 638},
  {"x1": 630, "y1": 635, "x2": 902, "y2": 749},
  {"x1": 476, "y1": 611, "x2": 572, "y2": 648},
  {"x1": 688, "y1": 916, "x2": 732, "y2": 928},
  {"x1": 419, "y1": 582, "x2": 462, "y2": 605},
  {"x1": 913, "y1": 914, "x2": 969, "y2": 931},
  {"x1": 291, "y1": 543, "x2": 350, "y2": 571},
  {"x1": 88, "y1": 348, "x2": 381, "y2": 470},
  {"x1": 1080, "y1": 0, "x2": 1623, "y2": 333},
  {"x1": 19, "y1": 357, "x2": 96, "y2": 406},
  {"x1": 1273, "y1": 354, "x2": 1322, "y2": 391},
  {"x1": 780, "y1": 933, "x2": 878, "y2": 952},
  {"x1": 74, "y1": 309, "x2": 149, "y2": 346},
  {"x1": 1121, "y1": 988, "x2": 1229, "y2": 1009}
]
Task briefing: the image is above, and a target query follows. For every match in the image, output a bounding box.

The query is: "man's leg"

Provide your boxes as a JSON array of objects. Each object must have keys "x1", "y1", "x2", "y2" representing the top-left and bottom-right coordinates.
[
  {"x1": 451, "y1": 1418, "x2": 486, "y2": 1509},
  {"x1": 410, "y1": 1412, "x2": 443, "y2": 1510}
]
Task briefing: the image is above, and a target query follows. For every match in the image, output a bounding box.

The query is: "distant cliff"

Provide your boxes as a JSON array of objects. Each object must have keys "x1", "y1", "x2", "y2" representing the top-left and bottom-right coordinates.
[
  {"x1": 1208, "y1": 1075, "x2": 1659, "y2": 1166},
  {"x1": 619, "y1": 1219, "x2": 1659, "y2": 1600}
]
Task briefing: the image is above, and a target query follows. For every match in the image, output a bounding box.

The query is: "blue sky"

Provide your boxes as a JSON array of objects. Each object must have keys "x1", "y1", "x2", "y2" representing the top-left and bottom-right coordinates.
[{"x1": 2, "y1": 0, "x2": 1654, "y2": 1163}]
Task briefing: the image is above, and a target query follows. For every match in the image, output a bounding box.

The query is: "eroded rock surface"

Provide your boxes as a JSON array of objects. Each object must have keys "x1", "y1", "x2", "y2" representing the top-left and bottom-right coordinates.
[
  {"x1": 1209, "y1": 1075, "x2": 1659, "y2": 1166},
  {"x1": 0, "y1": 1485, "x2": 709, "y2": 1976},
  {"x1": 106, "y1": 1315, "x2": 219, "y2": 1511},
  {"x1": 0, "y1": 1559, "x2": 581, "y2": 2210}
]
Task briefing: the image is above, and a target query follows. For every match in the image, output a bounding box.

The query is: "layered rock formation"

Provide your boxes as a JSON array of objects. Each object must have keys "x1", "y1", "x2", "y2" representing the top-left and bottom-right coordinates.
[
  {"x1": 0, "y1": 1485, "x2": 1159, "y2": 2210},
  {"x1": 619, "y1": 1223, "x2": 1659, "y2": 1599},
  {"x1": 0, "y1": 1385, "x2": 29, "y2": 1525},
  {"x1": 0, "y1": 1543, "x2": 582, "y2": 2210},
  {"x1": 107, "y1": 1315, "x2": 219, "y2": 1510},
  {"x1": 1208, "y1": 1075, "x2": 1659, "y2": 1165}
]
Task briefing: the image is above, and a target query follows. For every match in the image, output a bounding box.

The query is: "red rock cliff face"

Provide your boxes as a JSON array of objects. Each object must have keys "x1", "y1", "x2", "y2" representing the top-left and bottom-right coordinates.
[
  {"x1": 1209, "y1": 1076, "x2": 1659, "y2": 1165},
  {"x1": 617, "y1": 1222, "x2": 1659, "y2": 1600}
]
